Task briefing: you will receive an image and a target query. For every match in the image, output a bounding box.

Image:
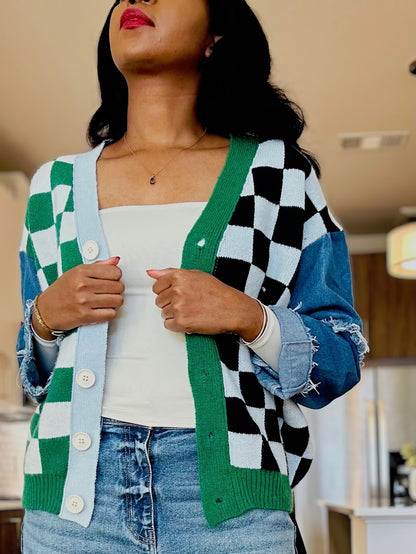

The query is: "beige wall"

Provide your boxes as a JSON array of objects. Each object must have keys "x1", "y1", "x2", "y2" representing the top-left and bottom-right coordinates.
[{"x1": 0, "y1": 173, "x2": 29, "y2": 406}]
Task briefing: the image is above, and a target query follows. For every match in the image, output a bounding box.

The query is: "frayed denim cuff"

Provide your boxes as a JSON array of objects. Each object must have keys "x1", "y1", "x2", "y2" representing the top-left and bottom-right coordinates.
[
  {"x1": 16, "y1": 298, "x2": 61, "y2": 402},
  {"x1": 251, "y1": 306, "x2": 319, "y2": 399},
  {"x1": 322, "y1": 317, "x2": 369, "y2": 365}
]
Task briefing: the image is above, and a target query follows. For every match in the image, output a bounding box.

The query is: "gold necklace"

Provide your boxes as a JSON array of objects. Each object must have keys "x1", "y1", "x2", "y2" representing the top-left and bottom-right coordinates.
[{"x1": 123, "y1": 128, "x2": 208, "y2": 185}]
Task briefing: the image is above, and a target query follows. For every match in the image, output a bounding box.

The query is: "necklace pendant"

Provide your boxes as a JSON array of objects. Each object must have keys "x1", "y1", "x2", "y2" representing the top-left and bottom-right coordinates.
[{"x1": 150, "y1": 175, "x2": 156, "y2": 185}]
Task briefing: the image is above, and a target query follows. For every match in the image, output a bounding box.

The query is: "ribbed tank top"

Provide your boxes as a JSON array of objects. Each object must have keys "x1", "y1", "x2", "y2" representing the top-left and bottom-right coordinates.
[{"x1": 99, "y1": 202, "x2": 206, "y2": 427}]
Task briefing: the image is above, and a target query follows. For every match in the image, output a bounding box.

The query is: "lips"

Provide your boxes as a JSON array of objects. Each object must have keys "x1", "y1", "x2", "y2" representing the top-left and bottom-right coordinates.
[{"x1": 120, "y1": 8, "x2": 155, "y2": 30}]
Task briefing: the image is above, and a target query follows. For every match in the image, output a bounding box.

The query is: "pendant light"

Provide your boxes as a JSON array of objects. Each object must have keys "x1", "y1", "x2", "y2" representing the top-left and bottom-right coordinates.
[{"x1": 386, "y1": 207, "x2": 416, "y2": 279}]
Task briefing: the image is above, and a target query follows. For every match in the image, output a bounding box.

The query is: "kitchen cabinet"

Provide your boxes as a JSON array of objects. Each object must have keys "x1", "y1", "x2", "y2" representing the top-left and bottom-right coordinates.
[
  {"x1": 0, "y1": 501, "x2": 23, "y2": 554},
  {"x1": 350, "y1": 253, "x2": 416, "y2": 362}
]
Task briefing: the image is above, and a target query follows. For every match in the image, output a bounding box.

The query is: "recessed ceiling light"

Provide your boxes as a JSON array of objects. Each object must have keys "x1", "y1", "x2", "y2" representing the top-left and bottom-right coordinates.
[{"x1": 338, "y1": 131, "x2": 409, "y2": 150}]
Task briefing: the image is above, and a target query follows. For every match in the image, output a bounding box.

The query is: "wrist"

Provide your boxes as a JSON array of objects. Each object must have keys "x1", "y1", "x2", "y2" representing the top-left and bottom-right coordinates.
[
  {"x1": 32, "y1": 293, "x2": 66, "y2": 339},
  {"x1": 31, "y1": 309, "x2": 55, "y2": 341},
  {"x1": 31, "y1": 321, "x2": 57, "y2": 344},
  {"x1": 233, "y1": 293, "x2": 264, "y2": 342}
]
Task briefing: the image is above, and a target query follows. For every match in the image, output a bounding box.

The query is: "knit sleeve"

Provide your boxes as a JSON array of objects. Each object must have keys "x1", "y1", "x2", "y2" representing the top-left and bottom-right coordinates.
[
  {"x1": 16, "y1": 162, "x2": 61, "y2": 403},
  {"x1": 251, "y1": 168, "x2": 369, "y2": 408}
]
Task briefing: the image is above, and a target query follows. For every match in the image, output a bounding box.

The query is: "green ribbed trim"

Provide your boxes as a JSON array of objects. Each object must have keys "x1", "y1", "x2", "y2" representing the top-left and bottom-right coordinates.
[
  {"x1": 181, "y1": 135, "x2": 257, "y2": 274},
  {"x1": 181, "y1": 136, "x2": 293, "y2": 527},
  {"x1": 23, "y1": 473, "x2": 66, "y2": 514}
]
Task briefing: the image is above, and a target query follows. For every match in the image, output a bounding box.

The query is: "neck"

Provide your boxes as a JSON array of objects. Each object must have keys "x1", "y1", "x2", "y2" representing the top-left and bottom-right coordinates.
[{"x1": 124, "y1": 72, "x2": 205, "y2": 150}]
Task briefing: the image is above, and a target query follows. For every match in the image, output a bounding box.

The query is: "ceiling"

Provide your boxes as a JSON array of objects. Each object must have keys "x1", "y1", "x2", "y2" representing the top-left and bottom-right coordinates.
[{"x1": 1, "y1": 0, "x2": 415, "y2": 234}]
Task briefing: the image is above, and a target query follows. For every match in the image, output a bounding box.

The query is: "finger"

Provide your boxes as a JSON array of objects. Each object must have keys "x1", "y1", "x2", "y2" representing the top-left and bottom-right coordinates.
[
  {"x1": 151, "y1": 273, "x2": 176, "y2": 295},
  {"x1": 154, "y1": 288, "x2": 172, "y2": 309},
  {"x1": 147, "y1": 268, "x2": 177, "y2": 294},
  {"x1": 160, "y1": 306, "x2": 193, "y2": 335},
  {"x1": 146, "y1": 268, "x2": 178, "y2": 279},
  {"x1": 95, "y1": 257, "x2": 120, "y2": 265},
  {"x1": 89, "y1": 293, "x2": 124, "y2": 309},
  {"x1": 161, "y1": 305, "x2": 175, "y2": 321},
  {"x1": 87, "y1": 278, "x2": 125, "y2": 295},
  {"x1": 162, "y1": 317, "x2": 182, "y2": 333},
  {"x1": 162, "y1": 317, "x2": 193, "y2": 334},
  {"x1": 83, "y1": 308, "x2": 118, "y2": 325},
  {"x1": 87, "y1": 264, "x2": 123, "y2": 281}
]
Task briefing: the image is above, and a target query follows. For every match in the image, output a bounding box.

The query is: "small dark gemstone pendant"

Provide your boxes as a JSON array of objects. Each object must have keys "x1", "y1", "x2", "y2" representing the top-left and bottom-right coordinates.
[{"x1": 150, "y1": 175, "x2": 156, "y2": 185}]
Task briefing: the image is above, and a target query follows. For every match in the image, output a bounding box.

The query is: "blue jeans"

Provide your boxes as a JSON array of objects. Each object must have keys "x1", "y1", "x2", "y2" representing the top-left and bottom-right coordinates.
[{"x1": 22, "y1": 417, "x2": 299, "y2": 553}]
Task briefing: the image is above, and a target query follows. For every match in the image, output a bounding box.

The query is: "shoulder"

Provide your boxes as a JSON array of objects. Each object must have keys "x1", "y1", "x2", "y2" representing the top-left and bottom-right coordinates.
[
  {"x1": 28, "y1": 141, "x2": 106, "y2": 197},
  {"x1": 28, "y1": 154, "x2": 74, "y2": 195},
  {"x1": 25, "y1": 147, "x2": 97, "y2": 228},
  {"x1": 248, "y1": 139, "x2": 312, "y2": 207},
  {"x1": 255, "y1": 139, "x2": 312, "y2": 177}
]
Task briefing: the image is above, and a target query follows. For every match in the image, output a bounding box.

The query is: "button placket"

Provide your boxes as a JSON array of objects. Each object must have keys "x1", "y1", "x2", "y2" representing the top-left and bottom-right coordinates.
[
  {"x1": 72, "y1": 432, "x2": 92, "y2": 451},
  {"x1": 76, "y1": 369, "x2": 96, "y2": 388},
  {"x1": 82, "y1": 240, "x2": 99, "y2": 261},
  {"x1": 65, "y1": 494, "x2": 85, "y2": 514},
  {"x1": 66, "y1": 145, "x2": 111, "y2": 528}
]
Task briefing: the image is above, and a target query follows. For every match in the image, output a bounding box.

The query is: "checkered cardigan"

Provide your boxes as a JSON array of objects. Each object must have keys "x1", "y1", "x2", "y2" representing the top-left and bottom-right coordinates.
[{"x1": 17, "y1": 136, "x2": 366, "y2": 528}]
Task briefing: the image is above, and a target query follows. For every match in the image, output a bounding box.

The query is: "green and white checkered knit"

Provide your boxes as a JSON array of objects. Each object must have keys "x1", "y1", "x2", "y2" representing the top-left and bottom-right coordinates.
[{"x1": 19, "y1": 156, "x2": 83, "y2": 514}]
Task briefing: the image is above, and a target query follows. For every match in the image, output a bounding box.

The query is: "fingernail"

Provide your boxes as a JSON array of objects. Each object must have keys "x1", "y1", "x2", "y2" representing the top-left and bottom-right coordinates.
[{"x1": 111, "y1": 256, "x2": 120, "y2": 263}]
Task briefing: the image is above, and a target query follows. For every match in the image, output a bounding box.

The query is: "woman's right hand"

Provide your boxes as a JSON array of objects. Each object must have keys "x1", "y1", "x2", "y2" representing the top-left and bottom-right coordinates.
[{"x1": 32, "y1": 256, "x2": 124, "y2": 340}]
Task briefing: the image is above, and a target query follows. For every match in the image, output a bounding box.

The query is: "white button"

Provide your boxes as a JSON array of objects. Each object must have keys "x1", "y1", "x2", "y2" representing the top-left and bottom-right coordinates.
[
  {"x1": 72, "y1": 432, "x2": 92, "y2": 451},
  {"x1": 76, "y1": 369, "x2": 96, "y2": 388},
  {"x1": 65, "y1": 495, "x2": 85, "y2": 514},
  {"x1": 82, "y1": 240, "x2": 99, "y2": 261},
  {"x1": 197, "y1": 238, "x2": 206, "y2": 247}
]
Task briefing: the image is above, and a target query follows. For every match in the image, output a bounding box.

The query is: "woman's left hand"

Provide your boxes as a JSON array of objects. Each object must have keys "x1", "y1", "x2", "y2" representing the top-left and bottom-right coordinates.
[{"x1": 146, "y1": 268, "x2": 263, "y2": 341}]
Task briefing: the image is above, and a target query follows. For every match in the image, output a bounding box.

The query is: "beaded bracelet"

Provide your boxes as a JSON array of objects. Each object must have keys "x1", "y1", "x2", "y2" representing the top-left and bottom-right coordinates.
[
  {"x1": 33, "y1": 295, "x2": 67, "y2": 337},
  {"x1": 240, "y1": 298, "x2": 269, "y2": 346}
]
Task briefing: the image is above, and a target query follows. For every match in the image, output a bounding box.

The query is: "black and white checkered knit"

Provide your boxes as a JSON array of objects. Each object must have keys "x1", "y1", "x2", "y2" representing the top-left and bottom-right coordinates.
[{"x1": 213, "y1": 139, "x2": 341, "y2": 486}]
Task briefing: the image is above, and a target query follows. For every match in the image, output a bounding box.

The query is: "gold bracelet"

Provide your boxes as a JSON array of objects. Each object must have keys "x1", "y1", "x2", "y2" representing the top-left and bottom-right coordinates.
[{"x1": 33, "y1": 295, "x2": 66, "y2": 337}]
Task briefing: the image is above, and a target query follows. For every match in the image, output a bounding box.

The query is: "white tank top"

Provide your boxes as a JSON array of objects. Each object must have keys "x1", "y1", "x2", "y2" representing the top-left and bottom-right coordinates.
[
  {"x1": 32, "y1": 202, "x2": 281, "y2": 427},
  {"x1": 99, "y1": 202, "x2": 206, "y2": 428}
]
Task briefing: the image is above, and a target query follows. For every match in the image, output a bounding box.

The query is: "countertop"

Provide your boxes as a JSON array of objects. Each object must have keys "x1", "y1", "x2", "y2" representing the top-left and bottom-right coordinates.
[
  {"x1": 319, "y1": 500, "x2": 416, "y2": 518},
  {"x1": 0, "y1": 500, "x2": 23, "y2": 511}
]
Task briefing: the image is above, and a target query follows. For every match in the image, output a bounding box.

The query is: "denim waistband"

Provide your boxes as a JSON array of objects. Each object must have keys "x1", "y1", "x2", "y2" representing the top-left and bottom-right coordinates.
[{"x1": 100, "y1": 415, "x2": 195, "y2": 431}]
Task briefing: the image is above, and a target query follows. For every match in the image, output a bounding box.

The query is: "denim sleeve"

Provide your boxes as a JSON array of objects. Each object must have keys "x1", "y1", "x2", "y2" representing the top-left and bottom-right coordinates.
[
  {"x1": 251, "y1": 231, "x2": 369, "y2": 409},
  {"x1": 16, "y1": 251, "x2": 60, "y2": 403}
]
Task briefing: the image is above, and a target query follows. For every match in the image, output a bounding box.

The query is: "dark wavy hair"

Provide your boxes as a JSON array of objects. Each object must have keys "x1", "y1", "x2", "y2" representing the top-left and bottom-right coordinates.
[{"x1": 87, "y1": 0, "x2": 320, "y2": 176}]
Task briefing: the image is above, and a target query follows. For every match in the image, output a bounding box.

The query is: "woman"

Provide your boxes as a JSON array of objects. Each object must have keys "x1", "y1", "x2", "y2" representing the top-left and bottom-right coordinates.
[{"x1": 17, "y1": 0, "x2": 368, "y2": 552}]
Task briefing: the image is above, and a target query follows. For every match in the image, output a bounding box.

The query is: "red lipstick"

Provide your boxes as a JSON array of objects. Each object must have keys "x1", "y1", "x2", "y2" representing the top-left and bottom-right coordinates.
[{"x1": 120, "y1": 8, "x2": 155, "y2": 30}]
